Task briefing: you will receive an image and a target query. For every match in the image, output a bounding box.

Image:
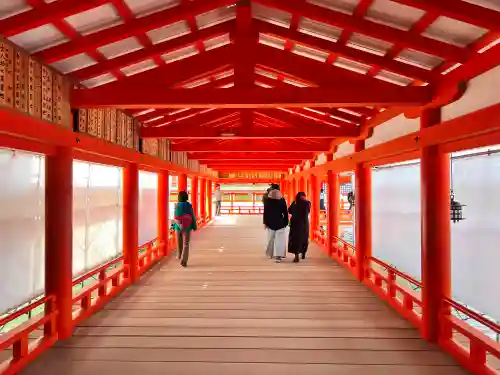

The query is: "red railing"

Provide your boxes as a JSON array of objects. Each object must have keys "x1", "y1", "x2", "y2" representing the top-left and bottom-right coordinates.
[
  {"x1": 0, "y1": 232, "x2": 177, "y2": 375},
  {"x1": 312, "y1": 231, "x2": 500, "y2": 374},
  {"x1": 220, "y1": 206, "x2": 264, "y2": 215},
  {"x1": 440, "y1": 299, "x2": 500, "y2": 375},
  {"x1": 0, "y1": 296, "x2": 58, "y2": 375},
  {"x1": 364, "y1": 257, "x2": 423, "y2": 328}
]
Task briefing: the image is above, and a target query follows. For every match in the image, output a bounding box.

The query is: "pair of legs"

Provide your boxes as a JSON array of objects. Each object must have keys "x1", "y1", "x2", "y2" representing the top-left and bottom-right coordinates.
[
  {"x1": 215, "y1": 201, "x2": 221, "y2": 216},
  {"x1": 176, "y1": 230, "x2": 191, "y2": 267},
  {"x1": 266, "y1": 228, "x2": 286, "y2": 262}
]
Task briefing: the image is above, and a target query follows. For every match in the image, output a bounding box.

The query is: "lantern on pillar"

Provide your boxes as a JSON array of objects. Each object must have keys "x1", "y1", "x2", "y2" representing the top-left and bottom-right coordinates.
[{"x1": 450, "y1": 157, "x2": 465, "y2": 223}]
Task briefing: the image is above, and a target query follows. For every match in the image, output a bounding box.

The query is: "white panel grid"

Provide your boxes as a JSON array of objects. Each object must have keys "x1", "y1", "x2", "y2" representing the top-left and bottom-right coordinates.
[
  {"x1": 298, "y1": 17, "x2": 343, "y2": 42},
  {"x1": 292, "y1": 44, "x2": 329, "y2": 62},
  {"x1": 80, "y1": 72, "x2": 118, "y2": 88},
  {"x1": 347, "y1": 33, "x2": 394, "y2": 56},
  {"x1": 204, "y1": 33, "x2": 231, "y2": 51},
  {"x1": 196, "y1": 6, "x2": 236, "y2": 30},
  {"x1": 395, "y1": 48, "x2": 445, "y2": 70},
  {"x1": 98, "y1": 37, "x2": 144, "y2": 60},
  {"x1": 306, "y1": 0, "x2": 359, "y2": 15},
  {"x1": 252, "y1": 3, "x2": 292, "y2": 28},
  {"x1": 0, "y1": 0, "x2": 31, "y2": 20},
  {"x1": 333, "y1": 56, "x2": 371, "y2": 74},
  {"x1": 364, "y1": 0, "x2": 426, "y2": 31},
  {"x1": 124, "y1": 0, "x2": 181, "y2": 18},
  {"x1": 65, "y1": 4, "x2": 123, "y2": 36},
  {"x1": 8, "y1": 24, "x2": 69, "y2": 53},
  {"x1": 259, "y1": 33, "x2": 286, "y2": 50},
  {"x1": 422, "y1": 16, "x2": 488, "y2": 47},
  {"x1": 121, "y1": 59, "x2": 158, "y2": 76},
  {"x1": 146, "y1": 21, "x2": 191, "y2": 45},
  {"x1": 0, "y1": 150, "x2": 45, "y2": 314},
  {"x1": 372, "y1": 162, "x2": 422, "y2": 280},
  {"x1": 139, "y1": 170, "x2": 159, "y2": 246},
  {"x1": 162, "y1": 45, "x2": 198, "y2": 63},
  {"x1": 50, "y1": 53, "x2": 97, "y2": 74},
  {"x1": 450, "y1": 152, "x2": 500, "y2": 321}
]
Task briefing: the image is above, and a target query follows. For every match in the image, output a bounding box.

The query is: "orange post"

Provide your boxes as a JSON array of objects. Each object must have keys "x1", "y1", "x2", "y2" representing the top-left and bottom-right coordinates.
[
  {"x1": 200, "y1": 178, "x2": 206, "y2": 223},
  {"x1": 327, "y1": 170, "x2": 340, "y2": 256},
  {"x1": 207, "y1": 180, "x2": 213, "y2": 220},
  {"x1": 178, "y1": 173, "x2": 187, "y2": 193},
  {"x1": 192, "y1": 176, "x2": 199, "y2": 217},
  {"x1": 158, "y1": 170, "x2": 169, "y2": 256},
  {"x1": 310, "y1": 174, "x2": 319, "y2": 240},
  {"x1": 354, "y1": 140, "x2": 372, "y2": 282},
  {"x1": 123, "y1": 163, "x2": 139, "y2": 283},
  {"x1": 420, "y1": 107, "x2": 451, "y2": 343},
  {"x1": 45, "y1": 146, "x2": 73, "y2": 340}
]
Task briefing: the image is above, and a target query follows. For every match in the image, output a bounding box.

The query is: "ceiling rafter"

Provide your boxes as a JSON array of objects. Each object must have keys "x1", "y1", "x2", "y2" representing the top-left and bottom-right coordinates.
[
  {"x1": 254, "y1": 20, "x2": 439, "y2": 84},
  {"x1": 72, "y1": 22, "x2": 233, "y2": 81},
  {"x1": 191, "y1": 152, "x2": 315, "y2": 160},
  {"x1": 252, "y1": 0, "x2": 470, "y2": 62},
  {"x1": 35, "y1": 0, "x2": 237, "y2": 63},
  {"x1": 171, "y1": 139, "x2": 333, "y2": 152}
]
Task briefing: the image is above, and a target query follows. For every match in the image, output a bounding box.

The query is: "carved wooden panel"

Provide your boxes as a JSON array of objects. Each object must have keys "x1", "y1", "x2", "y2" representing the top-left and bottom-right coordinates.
[
  {"x1": 87, "y1": 109, "x2": 98, "y2": 136},
  {"x1": 0, "y1": 42, "x2": 14, "y2": 108},
  {"x1": 78, "y1": 109, "x2": 87, "y2": 133},
  {"x1": 126, "y1": 117, "x2": 133, "y2": 148},
  {"x1": 61, "y1": 78, "x2": 71, "y2": 128},
  {"x1": 110, "y1": 109, "x2": 117, "y2": 143},
  {"x1": 133, "y1": 120, "x2": 140, "y2": 150},
  {"x1": 52, "y1": 73, "x2": 63, "y2": 125},
  {"x1": 28, "y1": 57, "x2": 42, "y2": 118},
  {"x1": 97, "y1": 109, "x2": 104, "y2": 138},
  {"x1": 14, "y1": 51, "x2": 27, "y2": 112},
  {"x1": 41, "y1": 66, "x2": 53, "y2": 121},
  {"x1": 116, "y1": 112, "x2": 123, "y2": 145}
]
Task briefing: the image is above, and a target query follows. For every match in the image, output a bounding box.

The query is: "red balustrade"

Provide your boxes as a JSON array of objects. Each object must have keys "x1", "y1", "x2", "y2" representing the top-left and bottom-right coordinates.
[{"x1": 0, "y1": 296, "x2": 57, "y2": 375}]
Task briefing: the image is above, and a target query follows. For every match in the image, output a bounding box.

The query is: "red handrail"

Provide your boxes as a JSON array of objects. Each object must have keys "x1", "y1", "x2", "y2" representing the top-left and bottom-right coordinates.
[
  {"x1": 444, "y1": 298, "x2": 500, "y2": 334},
  {"x1": 368, "y1": 256, "x2": 422, "y2": 288},
  {"x1": 72, "y1": 256, "x2": 124, "y2": 286},
  {"x1": 0, "y1": 295, "x2": 53, "y2": 327}
]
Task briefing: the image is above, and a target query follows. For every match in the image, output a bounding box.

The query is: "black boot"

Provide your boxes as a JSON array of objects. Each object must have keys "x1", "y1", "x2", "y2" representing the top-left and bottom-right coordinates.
[
  {"x1": 293, "y1": 254, "x2": 299, "y2": 263},
  {"x1": 301, "y1": 253, "x2": 306, "y2": 260}
]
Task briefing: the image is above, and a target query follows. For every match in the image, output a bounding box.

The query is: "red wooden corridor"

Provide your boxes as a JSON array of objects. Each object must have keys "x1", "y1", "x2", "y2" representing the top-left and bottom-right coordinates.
[
  {"x1": 20, "y1": 217, "x2": 468, "y2": 375},
  {"x1": 1, "y1": 0, "x2": 500, "y2": 374}
]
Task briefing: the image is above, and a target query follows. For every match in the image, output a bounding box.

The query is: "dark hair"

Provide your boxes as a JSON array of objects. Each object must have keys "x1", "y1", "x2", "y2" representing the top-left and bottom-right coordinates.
[
  {"x1": 295, "y1": 192, "x2": 306, "y2": 202},
  {"x1": 178, "y1": 191, "x2": 189, "y2": 202},
  {"x1": 270, "y1": 183, "x2": 280, "y2": 190}
]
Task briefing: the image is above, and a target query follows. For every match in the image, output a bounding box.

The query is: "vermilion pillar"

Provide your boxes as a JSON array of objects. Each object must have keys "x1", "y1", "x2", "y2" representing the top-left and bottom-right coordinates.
[
  {"x1": 310, "y1": 174, "x2": 320, "y2": 239},
  {"x1": 354, "y1": 140, "x2": 372, "y2": 282},
  {"x1": 420, "y1": 107, "x2": 451, "y2": 343},
  {"x1": 45, "y1": 146, "x2": 73, "y2": 340},
  {"x1": 178, "y1": 173, "x2": 187, "y2": 193},
  {"x1": 200, "y1": 178, "x2": 206, "y2": 223},
  {"x1": 192, "y1": 176, "x2": 199, "y2": 217},
  {"x1": 158, "y1": 170, "x2": 169, "y2": 256},
  {"x1": 327, "y1": 170, "x2": 340, "y2": 256},
  {"x1": 123, "y1": 163, "x2": 139, "y2": 283},
  {"x1": 299, "y1": 176, "x2": 305, "y2": 194},
  {"x1": 207, "y1": 180, "x2": 213, "y2": 220}
]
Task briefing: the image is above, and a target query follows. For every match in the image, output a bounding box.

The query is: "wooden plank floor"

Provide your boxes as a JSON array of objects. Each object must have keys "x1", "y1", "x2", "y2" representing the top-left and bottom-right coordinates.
[{"x1": 22, "y1": 216, "x2": 467, "y2": 375}]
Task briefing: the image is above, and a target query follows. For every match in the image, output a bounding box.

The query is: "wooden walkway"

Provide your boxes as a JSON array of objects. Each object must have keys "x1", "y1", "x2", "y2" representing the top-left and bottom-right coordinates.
[{"x1": 23, "y1": 216, "x2": 467, "y2": 375}]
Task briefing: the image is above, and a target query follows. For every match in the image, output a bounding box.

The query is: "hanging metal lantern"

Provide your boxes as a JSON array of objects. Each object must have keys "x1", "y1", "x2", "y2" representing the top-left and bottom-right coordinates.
[{"x1": 450, "y1": 191, "x2": 466, "y2": 223}]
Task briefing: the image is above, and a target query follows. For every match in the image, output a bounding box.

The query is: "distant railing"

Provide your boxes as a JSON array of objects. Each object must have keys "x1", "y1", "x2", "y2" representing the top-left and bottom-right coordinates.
[
  {"x1": 220, "y1": 206, "x2": 264, "y2": 215},
  {"x1": 0, "y1": 296, "x2": 57, "y2": 375},
  {"x1": 0, "y1": 232, "x2": 177, "y2": 375}
]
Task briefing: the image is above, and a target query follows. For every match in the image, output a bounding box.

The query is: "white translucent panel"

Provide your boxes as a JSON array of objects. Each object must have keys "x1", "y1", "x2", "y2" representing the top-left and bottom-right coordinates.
[
  {"x1": 72, "y1": 161, "x2": 122, "y2": 277},
  {"x1": 0, "y1": 150, "x2": 45, "y2": 314},
  {"x1": 443, "y1": 65, "x2": 500, "y2": 122},
  {"x1": 372, "y1": 162, "x2": 421, "y2": 280},
  {"x1": 8, "y1": 24, "x2": 68, "y2": 53},
  {"x1": 139, "y1": 171, "x2": 158, "y2": 245},
  {"x1": 451, "y1": 152, "x2": 500, "y2": 321},
  {"x1": 366, "y1": 114, "x2": 420, "y2": 148}
]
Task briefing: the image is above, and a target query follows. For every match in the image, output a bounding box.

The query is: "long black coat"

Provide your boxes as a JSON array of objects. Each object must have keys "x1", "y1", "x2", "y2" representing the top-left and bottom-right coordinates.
[{"x1": 287, "y1": 200, "x2": 311, "y2": 254}]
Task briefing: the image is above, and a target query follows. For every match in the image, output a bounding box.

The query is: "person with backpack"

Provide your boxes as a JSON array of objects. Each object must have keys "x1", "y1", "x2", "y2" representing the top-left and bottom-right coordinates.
[{"x1": 173, "y1": 190, "x2": 197, "y2": 267}]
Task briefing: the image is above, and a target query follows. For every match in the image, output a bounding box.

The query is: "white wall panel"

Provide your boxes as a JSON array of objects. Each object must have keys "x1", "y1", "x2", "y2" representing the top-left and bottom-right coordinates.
[
  {"x1": 372, "y1": 162, "x2": 422, "y2": 280},
  {"x1": 443, "y1": 65, "x2": 500, "y2": 122},
  {"x1": 0, "y1": 150, "x2": 45, "y2": 314},
  {"x1": 335, "y1": 141, "x2": 354, "y2": 159},
  {"x1": 138, "y1": 170, "x2": 158, "y2": 245},
  {"x1": 366, "y1": 114, "x2": 420, "y2": 149},
  {"x1": 451, "y1": 152, "x2": 500, "y2": 321},
  {"x1": 72, "y1": 161, "x2": 122, "y2": 277}
]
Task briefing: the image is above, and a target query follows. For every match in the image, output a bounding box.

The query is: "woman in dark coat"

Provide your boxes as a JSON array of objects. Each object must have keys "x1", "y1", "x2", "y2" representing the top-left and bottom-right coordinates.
[{"x1": 288, "y1": 192, "x2": 311, "y2": 263}]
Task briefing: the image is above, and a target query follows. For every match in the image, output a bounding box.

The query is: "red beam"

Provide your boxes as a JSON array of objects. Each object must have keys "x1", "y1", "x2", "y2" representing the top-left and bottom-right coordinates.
[
  {"x1": 72, "y1": 86, "x2": 432, "y2": 109},
  {"x1": 207, "y1": 160, "x2": 297, "y2": 166},
  {"x1": 172, "y1": 139, "x2": 333, "y2": 152},
  {"x1": 253, "y1": 0, "x2": 469, "y2": 62},
  {"x1": 214, "y1": 166, "x2": 288, "y2": 171},
  {"x1": 255, "y1": 21, "x2": 439, "y2": 83},
  {"x1": 234, "y1": 0, "x2": 255, "y2": 88},
  {"x1": 0, "y1": 0, "x2": 109, "y2": 37},
  {"x1": 36, "y1": 0, "x2": 236, "y2": 63},
  {"x1": 72, "y1": 23, "x2": 233, "y2": 81},
  {"x1": 190, "y1": 152, "x2": 315, "y2": 160},
  {"x1": 143, "y1": 109, "x2": 235, "y2": 128},
  {"x1": 391, "y1": 0, "x2": 500, "y2": 32}
]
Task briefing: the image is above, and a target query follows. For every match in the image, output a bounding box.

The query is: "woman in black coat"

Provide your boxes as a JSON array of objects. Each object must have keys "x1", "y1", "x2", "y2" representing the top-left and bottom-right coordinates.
[{"x1": 288, "y1": 192, "x2": 311, "y2": 263}]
